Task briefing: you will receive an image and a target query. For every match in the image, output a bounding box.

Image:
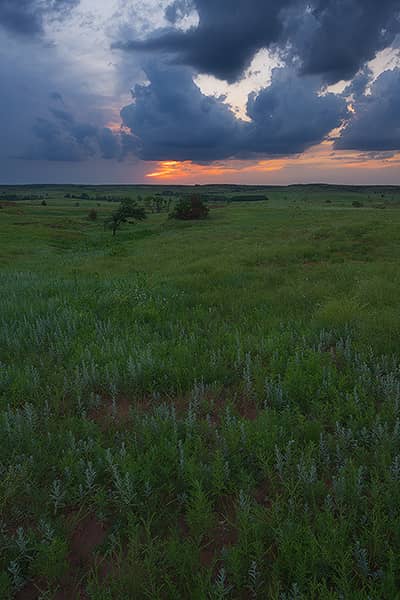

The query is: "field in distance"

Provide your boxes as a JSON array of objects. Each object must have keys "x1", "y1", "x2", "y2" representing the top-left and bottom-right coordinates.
[{"x1": 1, "y1": 184, "x2": 400, "y2": 598}]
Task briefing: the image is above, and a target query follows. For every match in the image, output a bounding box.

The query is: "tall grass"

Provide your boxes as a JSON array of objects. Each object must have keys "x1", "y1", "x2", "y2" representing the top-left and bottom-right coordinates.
[{"x1": 1, "y1": 191, "x2": 400, "y2": 597}]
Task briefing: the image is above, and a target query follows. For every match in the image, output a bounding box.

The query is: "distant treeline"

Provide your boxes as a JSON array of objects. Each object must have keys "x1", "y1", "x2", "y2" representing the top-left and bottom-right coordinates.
[
  {"x1": 65, "y1": 193, "x2": 92, "y2": 200},
  {"x1": 202, "y1": 194, "x2": 268, "y2": 202},
  {"x1": 226, "y1": 194, "x2": 268, "y2": 202},
  {"x1": 0, "y1": 193, "x2": 47, "y2": 201},
  {"x1": 65, "y1": 193, "x2": 138, "y2": 202}
]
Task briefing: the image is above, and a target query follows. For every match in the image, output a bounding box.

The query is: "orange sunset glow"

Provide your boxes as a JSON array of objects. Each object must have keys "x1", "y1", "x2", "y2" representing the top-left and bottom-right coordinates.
[{"x1": 145, "y1": 142, "x2": 400, "y2": 184}]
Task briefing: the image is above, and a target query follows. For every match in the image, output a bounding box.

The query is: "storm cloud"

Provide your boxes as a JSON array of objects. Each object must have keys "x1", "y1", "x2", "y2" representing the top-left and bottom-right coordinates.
[
  {"x1": 1, "y1": 0, "x2": 400, "y2": 182},
  {"x1": 121, "y1": 62, "x2": 348, "y2": 161},
  {"x1": 25, "y1": 106, "x2": 121, "y2": 161},
  {"x1": 285, "y1": 0, "x2": 400, "y2": 83},
  {"x1": 336, "y1": 68, "x2": 400, "y2": 152},
  {"x1": 116, "y1": 0, "x2": 400, "y2": 84},
  {"x1": 115, "y1": 0, "x2": 293, "y2": 83}
]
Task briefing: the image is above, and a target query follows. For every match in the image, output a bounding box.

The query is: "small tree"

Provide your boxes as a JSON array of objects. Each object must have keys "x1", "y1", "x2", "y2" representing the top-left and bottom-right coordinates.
[
  {"x1": 88, "y1": 208, "x2": 98, "y2": 221},
  {"x1": 105, "y1": 198, "x2": 146, "y2": 236},
  {"x1": 41, "y1": 199, "x2": 47, "y2": 206},
  {"x1": 171, "y1": 194, "x2": 209, "y2": 220}
]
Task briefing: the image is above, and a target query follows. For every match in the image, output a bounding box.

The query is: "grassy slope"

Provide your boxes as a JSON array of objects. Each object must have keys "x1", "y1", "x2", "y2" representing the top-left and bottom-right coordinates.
[{"x1": 1, "y1": 190, "x2": 400, "y2": 598}]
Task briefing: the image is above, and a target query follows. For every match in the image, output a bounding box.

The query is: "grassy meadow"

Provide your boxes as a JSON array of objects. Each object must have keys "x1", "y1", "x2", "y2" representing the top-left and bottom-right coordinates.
[{"x1": 1, "y1": 184, "x2": 400, "y2": 598}]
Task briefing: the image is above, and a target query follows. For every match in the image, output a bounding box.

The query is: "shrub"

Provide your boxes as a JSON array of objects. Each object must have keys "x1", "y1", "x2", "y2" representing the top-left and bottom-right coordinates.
[
  {"x1": 104, "y1": 198, "x2": 147, "y2": 235},
  {"x1": 88, "y1": 208, "x2": 98, "y2": 221},
  {"x1": 352, "y1": 200, "x2": 363, "y2": 208},
  {"x1": 171, "y1": 195, "x2": 209, "y2": 220},
  {"x1": 41, "y1": 200, "x2": 47, "y2": 206}
]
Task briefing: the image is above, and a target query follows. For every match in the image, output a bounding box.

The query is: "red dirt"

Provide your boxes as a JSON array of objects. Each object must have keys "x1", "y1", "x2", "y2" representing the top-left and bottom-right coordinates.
[
  {"x1": 15, "y1": 583, "x2": 42, "y2": 600},
  {"x1": 323, "y1": 345, "x2": 344, "y2": 371},
  {"x1": 50, "y1": 513, "x2": 109, "y2": 599},
  {"x1": 253, "y1": 480, "x2": 271, "y2": 507},
  {"x1": 68, "y1": 514, "x2": 108, "y2": 569},
  {"x1": 236, "y1": 401, "x2": 259, "y2": 421},
  {"x1": 200, "y1": 495, "x2": 238, "y2": 570},
  {"x1": 90, "y1": 395, "x2": 133, "y2": 428}
]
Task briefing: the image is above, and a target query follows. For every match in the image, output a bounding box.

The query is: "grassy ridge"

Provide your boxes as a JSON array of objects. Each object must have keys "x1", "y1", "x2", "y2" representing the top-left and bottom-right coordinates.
[{"x1": 1, "y1": 189, "x2": 400, "y2": 598}]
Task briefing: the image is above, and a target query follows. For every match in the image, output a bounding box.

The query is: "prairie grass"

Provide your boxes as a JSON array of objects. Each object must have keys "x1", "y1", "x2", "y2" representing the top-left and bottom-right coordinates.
[{"x1": 1, "y1": 186, "x2": 400, "y2": 598}]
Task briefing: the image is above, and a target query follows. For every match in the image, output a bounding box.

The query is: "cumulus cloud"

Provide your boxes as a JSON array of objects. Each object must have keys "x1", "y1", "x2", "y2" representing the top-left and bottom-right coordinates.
[
  {"x1": 285, "y1": 0, "x2": 400, "y2": 83},
  {"x1": 121, "y1": 62, "x2": 244, "y2": 161},
  {"x1": 244, "y1": 68, "x2": 348, "y2": 155},
  {"x1": 115, "y1": 0, "x2": 293, "y2": 83},
  {"x1": 115, "y1": 0, "x2": 400, "y2": 85},
  {"x1": 2, "y1": 0, "x2": 400, "y2": 179},
  {"x1": 0, "y1": 0, "x2": 79, "y2": 37},
  {"x1": 25, "y1": 106, "x2": 121, "y2": 161},
  {"x1": 336, "y1": 68, "x2": 400, "y2": 151},
  {"x1": 0, "y1": 33, "x2": 121, "y2": 166},
  {"x1": 120, "y1": 62, "x2": 347, "y2": 161}
]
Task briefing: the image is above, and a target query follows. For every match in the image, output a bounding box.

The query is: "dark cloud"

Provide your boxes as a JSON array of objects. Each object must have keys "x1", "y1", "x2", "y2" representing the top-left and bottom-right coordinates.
[
  {"x1": 244, "y1": 67, "x2": 348, "y2": 155},
  {"x1": 25, "y1": 108, "x2": 121, "y2": 161},
  {"x1": 0, "y1": 31, "x2": 123, "y2": 168},
  {"x1": 121, "y1": 62, "x2": 244, "y2": 161},
  {"x1": 120, "y1": 62, "x2": 347, "y2": 161},
  {"x1": 30, "y1": 117, "x2": 89, "y2": 161},
  {"x1": 336, "y1": 68, "x2": 400, "y2": 152},
  {"x1": 98, "y1": 127, "x2": 122, "y2": 160},
  {"x1": 0, "y1": 0, "x2": 79, "y2": 37},
  {"x1": 115, "y1": 0, "x2": 293, "y2": 83},
  {"x1": 115, "y1": 0, "x2": 400, "y2": 85},
  {"x1": 285, "y1": 0, "x2": 400, "y2": 84}
]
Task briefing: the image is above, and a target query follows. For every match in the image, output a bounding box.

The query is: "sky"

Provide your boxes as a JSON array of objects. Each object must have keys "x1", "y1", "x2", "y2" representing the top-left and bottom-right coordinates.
[{"x1": 0, "y1": 0, "x2": 400, "y2": 185}]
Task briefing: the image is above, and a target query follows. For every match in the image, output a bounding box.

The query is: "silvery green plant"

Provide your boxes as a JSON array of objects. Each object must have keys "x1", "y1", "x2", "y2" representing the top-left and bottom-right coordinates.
[
  {"x1": 84, "y1": 461, "x2": 97, "y2": 493},
  {"x1": 280, "y1": 583, "x2": 301, "y2": 600},
  {"x1": 112, "y1": 468, "x2": 136, "y2": 508},
  {"x1": 296, "y1": 456, "x2": 317, "y2": 486},
  {"x1": 178, "y1": 439, "x2": 185, "y2": 471},
  {"x1": 390, "y1": 455, "x2": 400, "y2": 480},
  {"x1": 50, "y1": 479, "x2": 65, "y2": 514},
  {"x1": 38, "y1": 520, "x2": 55, "y2": 544},
  {"x1": 8, "y1": 560, "x2": 25, "y2": 591},
  {"x1": 355, "y1": 466, "x2": 365, "y2": 495},
  {"x1": 14, "y1": 527, "x2": 31, "y2": 559},
  {"x1": 213, "y1": 567, "x2": 232, "y2": 599},
  {"x1": 247, "y1": 560, "x2": 263, "y2": 598},
  {"x1": 275, "y1": 440, "x2": 295, "y2": 480},
  {"x1": 354, "y1": 541, "x2": 371, "y2": 579},
  {"x1": 319, "y1": 433, "x2": 331, "y2": 467},
  {"x1": 264, "y1": 376, "x2": 284, "y2": 409},
  {"x1": 243, "y1": 352, "x2": 254, "y2": 397}
]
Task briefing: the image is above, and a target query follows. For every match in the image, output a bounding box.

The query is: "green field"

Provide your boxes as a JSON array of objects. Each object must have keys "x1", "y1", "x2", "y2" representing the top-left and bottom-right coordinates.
[{"x1": 1, "y1": 185, "x2": 400, "y2": 599}]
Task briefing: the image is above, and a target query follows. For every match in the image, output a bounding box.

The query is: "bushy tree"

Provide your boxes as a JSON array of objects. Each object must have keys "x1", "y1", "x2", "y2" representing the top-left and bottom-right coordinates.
[
  {"x1": 171, "y1": 195, "x2": 209, "y2": 220},
  {"x1": 105, "y1": 198, "x2": 146, "y2": 236}
]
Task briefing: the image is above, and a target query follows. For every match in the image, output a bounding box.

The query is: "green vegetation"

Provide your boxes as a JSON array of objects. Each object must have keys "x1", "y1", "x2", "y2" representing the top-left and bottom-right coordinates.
[
  {"x1": 171, "y1": 194, "x2": 209, "y2": 220},
  {"x1": 1, "y1": 184, "x2": 400, "y2": 598},
  {"x1": 104, "y1": 198, "x2": 147, "y2": 236}
]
